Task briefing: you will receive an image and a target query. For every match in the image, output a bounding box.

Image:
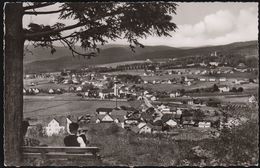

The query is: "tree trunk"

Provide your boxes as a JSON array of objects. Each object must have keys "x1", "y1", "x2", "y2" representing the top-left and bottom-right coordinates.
[{"x1": 4, "y1": 3, "x2": 24, "y2": 166}]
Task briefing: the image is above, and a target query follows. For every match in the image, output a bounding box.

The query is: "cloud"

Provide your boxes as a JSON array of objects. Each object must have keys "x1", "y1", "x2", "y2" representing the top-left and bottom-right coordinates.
[
  {"x1": 118, "y1": 7, "x2": 258, "y2": 47},
  {"x1": 23, "y1": 4, "x2": 258, "y2": 47},
  {"x1": 153, "y1": 7, "x2": 258, "y2": 47},
  {"x1": 204, "y1": 10, "x2": 235, "y2": 35}
]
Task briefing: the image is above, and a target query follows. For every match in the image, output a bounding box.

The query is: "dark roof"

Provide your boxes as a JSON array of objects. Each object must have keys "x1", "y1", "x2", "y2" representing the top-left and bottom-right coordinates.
[
  {"x1": 153, "y1": 119, "x2": 163, "y2": 126},
  {"x1": 173, "y1": 114, "x2": 182, "y2": 119},
  {"x1": 161, "y1": 114, "x2": 173, "y2": 123},
  {"x1": 96, "y1": 108, "x2": 113, "y2": 113},
  {"x1": 111, "y1": 109, "x2": 127, "y2": 116},
  {"x1": 111, "y1": 115, "x2": 125, "y2": 122},
  {"x1": 130, "y1": 126, "x2": 140, "y2": 133},
  {"x1": 140, "y1": 112, "x2": 153, "y2": 121}
]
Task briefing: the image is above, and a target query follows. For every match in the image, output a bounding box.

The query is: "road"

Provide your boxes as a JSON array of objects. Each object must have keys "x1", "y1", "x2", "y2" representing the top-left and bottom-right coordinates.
[{"x1": 143, "y1": 96, "x2": 163, "y2": 119}]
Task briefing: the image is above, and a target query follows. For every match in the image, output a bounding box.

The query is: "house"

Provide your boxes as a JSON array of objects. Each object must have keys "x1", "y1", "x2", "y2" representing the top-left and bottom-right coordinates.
[
  {"x1": 198, "y1": 122, "x2": 211, "y2": 128},
  {"x1": 234, "y1": 79, "x2": 248, "y2": 85},
  {"x1": 200, "y1": 62, "x2": 207, "y2": 67},
  {"x1": 143, "y1": 90, "x2": 149, "y2": 95},
  {"x1": 219, "y1": 77, "x2": 226, "y2": 82},
  {"x1": 165, "y1": 119, "x2": 178, "y2": 127},
  {"x1": 99, "y1": 89, "x2": 114, "y2": 99},
  {"x1": 137, "y1": 122, "x2": 147, "y2": 129},
  {"x1": 182, "y1": 120, "x2": 195, "y2": 127},
  {"x1": 48, "y1": 89, "x2": 54, "y2": 94},
  {"x1": 188, "y1": 100, "x2": 194, "y2": 105},
  {"x1": 72, "y1": 79, "x2": 80, "y2": 84},
  {"x1": 160, "y1": 107, "x2": 171, "y2": 114},
  {"x1": 84, "y1": 91, "x2": 89, "y2": 97},
  {"x1": 238, "y1": 63, "x2": 247, "y2": 68},
  {"x1": 144, "y1": 80, "x2": 148, "y2": 84},
  {"x1": 176, "y1": 108, "x2": 182, "y2": 115},
  {"x1": 248, "y1": 95, "x2": 256, "y2": 103},
  {"x1": 44, "y1": 118, "x2": 65, "y2": 136},
  {"x1": 209, "y1": 62, "x2": 219, "y2": 66},
  {"x1": 187, "y1": 63, "x2": 195, "y2": 67},
  {"x1": 170, "y1": 91, "x2": 181, "y2": 98},
  {"x1": 130, "y1": 126, "x2": 141, "y2": 134},
  {"x1": 33, "y1": 88, "x2": 40, "y2": 94},
  {"x1": 151, "y1": 96, "x2": 157, "y2": 101},
  {"x1": 210, "y1": 51, "x2": 217, "y2": 57},
  {"x1": 199, "y1": 78, "x2": 206, "y2": 82},
  {"x1": 23, "y1": 88, "x2": 26, "y2": 94},
  {"x1": 95, "y1": 114, "x2": 114, "y2": 123},
  {"x1": 219, "y1": 86, "x2": 230, "y2": 93},
  {"x1": 201, "y1": 70, "x2": 207, "y2": 75},
  {"x1": 209, "y1": 78, "x2": 216, "y2": 82},
  {"x1": 139, "y1": 123, "x2": 153, "y2": 134},
  {"x1": 68, "y1": 86, "x2": 76, "y2": 92},
  {"x1": 187, "y1": 81, "x2": 192, "y2": 86},
  {"x1": 96, "y1": 108, "x2": 113, "y2": 115},
  {"x1": 76, "y1": 86, "x2": 82, "y2": 92},
  {"x1": 194, "y1": 70, "x2": 201, "y2": 75},
  {"x1": 113, "y1": 115, "x2": 125, "y2": 124},
  {"x1": 125, "y1": 119, "x2": 139, "y2": 125}
]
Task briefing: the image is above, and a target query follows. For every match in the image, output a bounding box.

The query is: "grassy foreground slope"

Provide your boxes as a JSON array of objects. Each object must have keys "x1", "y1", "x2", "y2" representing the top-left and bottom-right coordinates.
[{"x1": 24, "y1": 113, "x2": 258, "y2": 166}]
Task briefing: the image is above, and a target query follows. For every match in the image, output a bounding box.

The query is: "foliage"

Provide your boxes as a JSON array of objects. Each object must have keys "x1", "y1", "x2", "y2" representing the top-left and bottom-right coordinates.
[
  {"x1": 23, "y1": 2, "x2": 178, "y2": 57},
  {"x1": 116, "y1": 74, "x2": 142, "y2": 84},
  {"x1": 212, "y1": 84, "x2": 219, "y2": 92}
]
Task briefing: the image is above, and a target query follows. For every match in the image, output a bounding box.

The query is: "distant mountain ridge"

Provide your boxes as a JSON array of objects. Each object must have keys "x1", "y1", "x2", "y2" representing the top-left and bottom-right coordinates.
[{"x1": 24, "y1": 40, "x2": 258, "y2": 73}]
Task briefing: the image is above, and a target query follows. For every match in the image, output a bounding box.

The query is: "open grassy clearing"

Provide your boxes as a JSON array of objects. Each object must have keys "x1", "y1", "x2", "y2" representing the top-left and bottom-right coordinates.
[{"x1": 23, "y1": 96, "x2": 129, "y2": 120}]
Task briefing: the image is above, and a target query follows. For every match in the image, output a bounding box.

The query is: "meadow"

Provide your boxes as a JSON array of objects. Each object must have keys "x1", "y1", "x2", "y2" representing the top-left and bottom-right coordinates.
[{"x1": 23, "y1": 95, "x2": 130, "y2": 120}]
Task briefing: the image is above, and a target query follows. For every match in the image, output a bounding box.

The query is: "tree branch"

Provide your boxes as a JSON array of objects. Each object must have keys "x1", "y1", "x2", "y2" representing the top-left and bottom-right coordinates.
[
  {"x1": 25, "y1": 8, "x2": 125, "y2": 40},
  {"x1": 23, "y1": 2, "x2": 56, "y2": 11},
  {"x1": 25, "y1": 22, "x2": 86, "y2": 40},
  {"x1": 23, "y1": 9, "x2": 63, "y2": 15},
  {"x1": 60, "y1": 38, "x2": 96, "y2": 58}
]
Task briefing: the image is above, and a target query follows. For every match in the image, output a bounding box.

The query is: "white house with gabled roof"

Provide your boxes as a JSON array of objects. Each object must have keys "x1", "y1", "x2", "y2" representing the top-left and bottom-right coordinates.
[{"x1": 45, "y1": 119, "x2": 65, "y2": 136}]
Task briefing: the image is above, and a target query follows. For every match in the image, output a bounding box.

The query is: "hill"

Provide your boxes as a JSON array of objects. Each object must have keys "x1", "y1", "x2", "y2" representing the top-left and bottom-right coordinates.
[{"x1": 24, "y1": 40, "x2": 258, "y2": 73}]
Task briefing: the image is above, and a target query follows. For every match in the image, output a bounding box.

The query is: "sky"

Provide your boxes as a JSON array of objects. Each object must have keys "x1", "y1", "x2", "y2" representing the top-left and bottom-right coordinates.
[{"x1": 23, "y1": 2, "x2": 258, "y2": 48}]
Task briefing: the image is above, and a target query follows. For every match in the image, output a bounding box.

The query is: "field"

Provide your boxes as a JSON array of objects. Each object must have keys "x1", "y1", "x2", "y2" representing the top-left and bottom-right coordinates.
[{"x1": 23, "y1": 95, "x2": 130, "y2": 120}]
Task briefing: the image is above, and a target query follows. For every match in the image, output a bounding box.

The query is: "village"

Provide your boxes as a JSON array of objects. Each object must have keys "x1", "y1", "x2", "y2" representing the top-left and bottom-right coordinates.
[{"x1": 23, "y1": 51, "x2": 258, "y2": 141}]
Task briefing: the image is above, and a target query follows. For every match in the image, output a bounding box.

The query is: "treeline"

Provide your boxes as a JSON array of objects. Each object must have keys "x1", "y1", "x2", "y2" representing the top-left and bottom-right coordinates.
[{"x1": 116, "y1": 74, "x2": 143, "y2": 84}]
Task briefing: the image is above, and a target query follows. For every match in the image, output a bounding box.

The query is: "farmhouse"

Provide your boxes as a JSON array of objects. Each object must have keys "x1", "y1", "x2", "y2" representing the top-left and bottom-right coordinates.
[
  {"x1": 188, "y1": 99, "x2": 194, "y2": 105},
  {"x1": 44, "y1": 118, "x2": 65, "y2": 136},
  {"x1": 48, "y1": 89, "x2": 54, "y2": 94},
  {"x1": 248, "y1": 95, "x2": 256, "y2": 103},
  {"x1": 200, "y1": 62, "x2": 207, "y2": 67},
  {"x1": 76, "y1": 86, "x2": 82, "y2": 92},
  {"x1": 209, "y1": 62, "x2": 219, "y2": 66},
  {"x1": 139, "y1": 123, "x2": 153, "y2": 134},
  {"x1": 151, "y1": 96, "x2": 157, "y2": 101},
  {"x1": 199, "y1": 78, "x2": 206, "y2": 82},
  {"x1": 209, "y1": 78, "x2": 216, "y2": 82},
  {"x1": 95, "y1": 114, "x2": 114, "y2": 123},
  {"x1": 99, "y1": 89, "x2": 114, "y2": 99},
  {"x1": 96, "y1": 108, "x2": 113, "y2": 115},
  {"x1": 165, "y1": 119, "x2": 178, "y2": 127},
  {"x1": 219, "y1": 86, "x2": 230, "y2": 93},
  {"x1": 219, "y1": 77, "x2": 226, "y2": 82},
  {"x1": 169, "y1": 91, "x2": 181, "y2": 98},
  {"x1": 198, "y1": 122, "x2": 211, "y2": 128}
]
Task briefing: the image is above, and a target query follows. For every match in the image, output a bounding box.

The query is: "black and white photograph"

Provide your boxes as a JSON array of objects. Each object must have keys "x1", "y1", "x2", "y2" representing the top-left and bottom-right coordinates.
[{"x1": 3, "y1": 1, "x2": 259, "y2": 166}]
